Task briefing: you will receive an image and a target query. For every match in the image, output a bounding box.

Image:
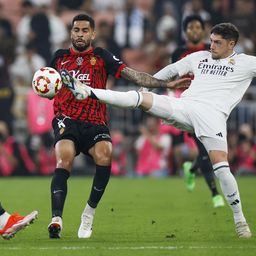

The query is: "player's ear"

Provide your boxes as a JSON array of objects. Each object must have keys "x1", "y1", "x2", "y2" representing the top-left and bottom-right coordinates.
[
  {"x1": 229, "y1": 40, "x2": 236, "y2": 49},
  {"x1": 91, "y1": 30, "x2": 96, "y2": 40}
]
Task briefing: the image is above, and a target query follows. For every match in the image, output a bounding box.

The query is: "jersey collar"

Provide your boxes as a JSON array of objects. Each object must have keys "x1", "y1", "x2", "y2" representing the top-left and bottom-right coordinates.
[{"x1": 70, "y1": 47, "x2": 94, "y2": 55}]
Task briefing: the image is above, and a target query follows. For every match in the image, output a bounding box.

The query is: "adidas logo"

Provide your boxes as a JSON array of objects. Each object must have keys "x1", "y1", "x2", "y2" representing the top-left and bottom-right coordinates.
[
  {"x1": 200, "y1": 59, "x2": 208, "y2": 62},
  {"x1": 216, "y1": 132, "x2": 223, "y2": 137}
]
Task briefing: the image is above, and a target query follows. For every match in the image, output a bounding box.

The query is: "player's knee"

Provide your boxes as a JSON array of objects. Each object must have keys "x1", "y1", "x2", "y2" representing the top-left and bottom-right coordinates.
[
  {"x1": 139, "y1": 92, "x2": 153, "y2": 110},
  {"x1": 93, "y1": 151, "x2": 112, "y2": 166},
  {"x1": 57, "y1": 158, "x2": 74, "y2": 171}
]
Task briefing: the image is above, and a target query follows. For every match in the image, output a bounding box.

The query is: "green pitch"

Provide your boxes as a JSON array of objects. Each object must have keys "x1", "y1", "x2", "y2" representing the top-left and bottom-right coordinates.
[{"x1": 0, "y1": 176, "x2": 255, "y2": 256}]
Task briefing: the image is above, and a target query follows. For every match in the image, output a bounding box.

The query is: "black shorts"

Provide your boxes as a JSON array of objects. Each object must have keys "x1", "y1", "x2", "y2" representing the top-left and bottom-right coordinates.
[{"x1": 52, "y1": 116, "x2": 112, "y2": 155}]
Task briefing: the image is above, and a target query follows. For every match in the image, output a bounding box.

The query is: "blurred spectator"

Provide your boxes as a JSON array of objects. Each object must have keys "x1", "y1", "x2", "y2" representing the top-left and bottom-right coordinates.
[
  {"x1": 182, "y1": 0, "x2": 211, "y2": 22},
  {"x1": 156, "y1": 2, "x2": 177, "y2": 43},
  {"x1": 134, "y1": 117, "x2": 171, "y2": 177},
  {"x1": 0, "y1": 3, "x2": 16, "y2": 132},
  {"x1": 111, "y1": 130, "x2": 127, "y2": 176},
  {"x1": 0, "y1": 121, "x2": 35, "y2": 176},
  {"x1": 228, "y1": 0, "x2": 256, "y2": 54},
  {"x1": 94, "y1": 20, "x2": 121, "y2": 59},
  {"x1": 207, "y1": 0, "x2": 224, "y2": 25},
  {"x1": 16, "y1": 1, "x2": 67, "y2": 64},
  {"x1": 92, "y1": 0, "x2": 125, "y2": 12},
  {"x1": 10, "y1": 42, "x2": 46, "y2": 130},
  {"x1": 57, "y1": 0, "x2": 85, "y2": 11},
  {"x1": 113, "y1": 0, "x2": 152, "y2": 49},
  {"x1": 26, "y1": 89, "x2": 55, "y2": 175},
  {"x1": 235, "y1": 124, "x2": 256, "y2": 175}
]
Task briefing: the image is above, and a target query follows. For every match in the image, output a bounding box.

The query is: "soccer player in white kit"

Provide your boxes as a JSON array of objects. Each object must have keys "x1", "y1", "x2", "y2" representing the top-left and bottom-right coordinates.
[{"x1": 61, "y1": 23, "x2": 253, "y2": 238}]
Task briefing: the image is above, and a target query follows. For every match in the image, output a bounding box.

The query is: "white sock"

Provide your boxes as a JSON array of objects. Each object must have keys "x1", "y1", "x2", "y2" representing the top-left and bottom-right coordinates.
[
  {"x1": 213, "y1": 162, "x2": 246, "y2": 223},
  {"x1": 83, "y1": 203, "x2": 96, "y2": 216},
  {"x1": 0, "y1": 212, "x2": 11, "y2": 229},
  {"x1": 91, "y1": 89, "x2": 143, "y2": 108}
]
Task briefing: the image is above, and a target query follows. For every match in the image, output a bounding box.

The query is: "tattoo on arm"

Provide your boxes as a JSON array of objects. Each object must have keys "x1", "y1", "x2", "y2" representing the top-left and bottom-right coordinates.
[{"x1": 121, "y1": 67, "x2": 171, "y2": 88}]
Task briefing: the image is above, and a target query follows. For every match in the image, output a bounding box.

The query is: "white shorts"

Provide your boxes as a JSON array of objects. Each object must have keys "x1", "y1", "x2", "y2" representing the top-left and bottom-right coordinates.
[{"x1": 147, "y1": 93, "x2": 228, "y2": 152}]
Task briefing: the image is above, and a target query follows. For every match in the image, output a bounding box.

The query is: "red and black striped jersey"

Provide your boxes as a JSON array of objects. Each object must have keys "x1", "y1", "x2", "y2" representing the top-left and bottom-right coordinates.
[
  {"x1": 172, "y1": 43, "x2": 210, "y2": 62},
  {"x1": 50, "y1": 47, "x2": 126, "y2": 124}
]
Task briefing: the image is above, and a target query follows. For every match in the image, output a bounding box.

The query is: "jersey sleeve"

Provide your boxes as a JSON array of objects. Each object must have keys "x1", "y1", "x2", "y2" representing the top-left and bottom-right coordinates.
[
  {"x1": 49, "y1": 49, "x2": 70, "y2": 69},
  {"x1": 154, "y1": 53, "x2": 194, "y2": 80},
  {"x1": 248, "y1": 55, "x2": 256, "y2": 77},
  {"x1": 93, "y1": 47, "x2": 126, "y2": 78}
]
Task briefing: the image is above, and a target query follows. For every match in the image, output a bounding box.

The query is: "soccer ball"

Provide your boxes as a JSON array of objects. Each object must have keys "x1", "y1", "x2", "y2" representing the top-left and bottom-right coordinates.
[{"x1": 32, "y1": 67, "x2": 62, "y2": 98}]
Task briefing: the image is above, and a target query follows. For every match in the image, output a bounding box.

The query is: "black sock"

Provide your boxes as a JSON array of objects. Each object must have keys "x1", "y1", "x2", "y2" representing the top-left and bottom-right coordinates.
[
  {"x1": 0, "y1": 202, "x2": 5, "y2": 216},
  {"x1": 51, "y1": 168, "x2": 70, "y2": 217},
  {"x1": 190, "y1": 157, "x2": 200, "y2": 174},
  {"x1": 88, "y1": 165, "x2": 111, "y2": 208}
]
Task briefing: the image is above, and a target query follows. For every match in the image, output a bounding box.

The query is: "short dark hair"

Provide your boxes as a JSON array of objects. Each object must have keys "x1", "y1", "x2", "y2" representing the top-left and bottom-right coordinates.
[
  {"x1": 71, "y1": 14, "x2": 95, "y2": 30},
  {"x1": 211, "y1": 23, "x2": 239, "y2": 44},
  {"x1": 183, "y1": 15, "x2": 205, "y2": 31}
]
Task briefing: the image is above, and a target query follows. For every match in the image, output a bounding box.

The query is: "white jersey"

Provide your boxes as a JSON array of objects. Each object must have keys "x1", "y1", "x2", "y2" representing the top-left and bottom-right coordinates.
[{"x1": 154, "y1": 51, "x2": 256, "y2": 115}]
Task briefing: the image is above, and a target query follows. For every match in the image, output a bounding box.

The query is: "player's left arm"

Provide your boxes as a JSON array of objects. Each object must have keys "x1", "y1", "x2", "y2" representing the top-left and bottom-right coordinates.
[{"x1": 94, "y1": 47, "x2": 191, "y2": 90}]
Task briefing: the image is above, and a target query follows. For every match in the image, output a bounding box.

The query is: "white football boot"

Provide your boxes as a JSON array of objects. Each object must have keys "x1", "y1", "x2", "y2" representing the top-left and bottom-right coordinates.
[
  {"x1": 60, "y1": 69, "x2": 91, "y2": 100},
  {"x1": 235, "y1": 221, "x2": 252, "y2": 238},
  {"x1": 78, "y1": 213, "x2": 94, "y2": 238}
]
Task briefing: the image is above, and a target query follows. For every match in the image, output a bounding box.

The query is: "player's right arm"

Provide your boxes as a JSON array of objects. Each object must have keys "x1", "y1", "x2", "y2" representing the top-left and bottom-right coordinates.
[{"x1": 121, "y1": 66, "x2": 191, "y2": 90}]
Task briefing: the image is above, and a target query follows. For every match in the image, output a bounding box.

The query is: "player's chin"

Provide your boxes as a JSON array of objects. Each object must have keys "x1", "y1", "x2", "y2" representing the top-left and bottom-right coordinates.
[{"x1": 74, "y1": 43, "x2": 87, "y2": 52}]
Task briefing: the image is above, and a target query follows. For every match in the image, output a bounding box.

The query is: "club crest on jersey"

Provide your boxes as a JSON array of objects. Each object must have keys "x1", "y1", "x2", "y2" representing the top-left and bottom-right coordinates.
[
  {"x1": 59, "y1": 127, "x2": 65, "y2": 135},
  {"x1": 90, "y1": 57, "x2": 97, "y2": 66},
  {"x1": 228, "y1": 58, "x2": 235, "y2": 65},
  {"x1": 76, "y1": 57, "x2": 84, "y2": 66}
]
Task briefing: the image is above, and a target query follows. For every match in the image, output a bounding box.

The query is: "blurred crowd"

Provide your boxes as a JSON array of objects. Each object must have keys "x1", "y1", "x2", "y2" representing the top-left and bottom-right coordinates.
[{"x1": 0, "y1": 0, "x2": 256, "y2": 177}]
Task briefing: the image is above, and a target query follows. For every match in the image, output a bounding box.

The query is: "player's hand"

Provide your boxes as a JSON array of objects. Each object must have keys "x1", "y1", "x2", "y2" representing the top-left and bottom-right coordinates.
[{"x1": 166, "y1": 77, "x2": 191, "y2": 90}]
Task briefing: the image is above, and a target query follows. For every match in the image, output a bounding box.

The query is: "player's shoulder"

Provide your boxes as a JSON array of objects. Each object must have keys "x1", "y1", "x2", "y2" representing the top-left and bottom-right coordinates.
[
  {"x1": 52, "y1": 49, "x2": 71, "y2": 59},
  {"x1": 93, "y1": 47, "x2": 111, "y2": 58},
  {"x1": 235, "y1": 52, "x2": 256, "y2": 61},
  {"x1": 93, "y1": 47, "x2": 123, "y2": 65},
  {"x1": 186, "y1": 50, "x2": 210, "y2": 59}
]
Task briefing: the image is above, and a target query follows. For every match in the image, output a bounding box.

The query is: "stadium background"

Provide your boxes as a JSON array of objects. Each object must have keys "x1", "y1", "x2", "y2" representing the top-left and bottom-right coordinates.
[{"x1": 0, "y1": 0, "x2": 256, "y2": 177}]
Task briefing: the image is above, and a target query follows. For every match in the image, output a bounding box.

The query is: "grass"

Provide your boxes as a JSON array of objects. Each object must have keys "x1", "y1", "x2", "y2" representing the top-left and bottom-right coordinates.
[{"x1": 0, "y1": 176, "x2": 256, "y2": 256}]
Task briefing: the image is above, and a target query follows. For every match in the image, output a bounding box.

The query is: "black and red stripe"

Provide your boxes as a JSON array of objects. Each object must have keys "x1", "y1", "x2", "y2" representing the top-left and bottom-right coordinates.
[{"x1": 50, "y1": 47, "x2": 126, "y2": 124}]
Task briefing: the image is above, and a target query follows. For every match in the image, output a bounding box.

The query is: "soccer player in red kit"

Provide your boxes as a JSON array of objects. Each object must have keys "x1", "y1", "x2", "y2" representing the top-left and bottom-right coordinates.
[
  {"x1": 48, "y1": 14, "x2": 189, "y2": 239},
  {"x1": 171, "y1": 15, "x2": 224, "y2": 208}
]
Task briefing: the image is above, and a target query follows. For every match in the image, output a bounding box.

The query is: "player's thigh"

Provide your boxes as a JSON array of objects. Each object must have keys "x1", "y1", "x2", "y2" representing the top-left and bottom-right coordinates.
[
  {"x1": 89, "y1": 140, "x2": 113, "y2": 166},
  {"x1": 145, "y1": 93, "x2": 174, "y2": 119},
  {"x1": 147, "y1": 94, "x2": 193, "y2": 132}
]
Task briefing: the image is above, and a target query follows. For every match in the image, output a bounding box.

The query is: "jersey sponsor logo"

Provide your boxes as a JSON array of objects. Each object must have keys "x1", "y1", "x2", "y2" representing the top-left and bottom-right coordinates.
[
  {"x1": 198, "y1": 62, "x2": 234, "y2": 76},
  {"x1": 69, "y1": 70, "x2": 91, "y2": 85},
  {"x1": 199, "y1": 58, "x2": 208, "y2": 62},
  {"x1": 61, "y1": 60, "x2": 70, "y2": 65},
  {"x1": 76, "y1": 57, "x2": 84, "y2": 66}
]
